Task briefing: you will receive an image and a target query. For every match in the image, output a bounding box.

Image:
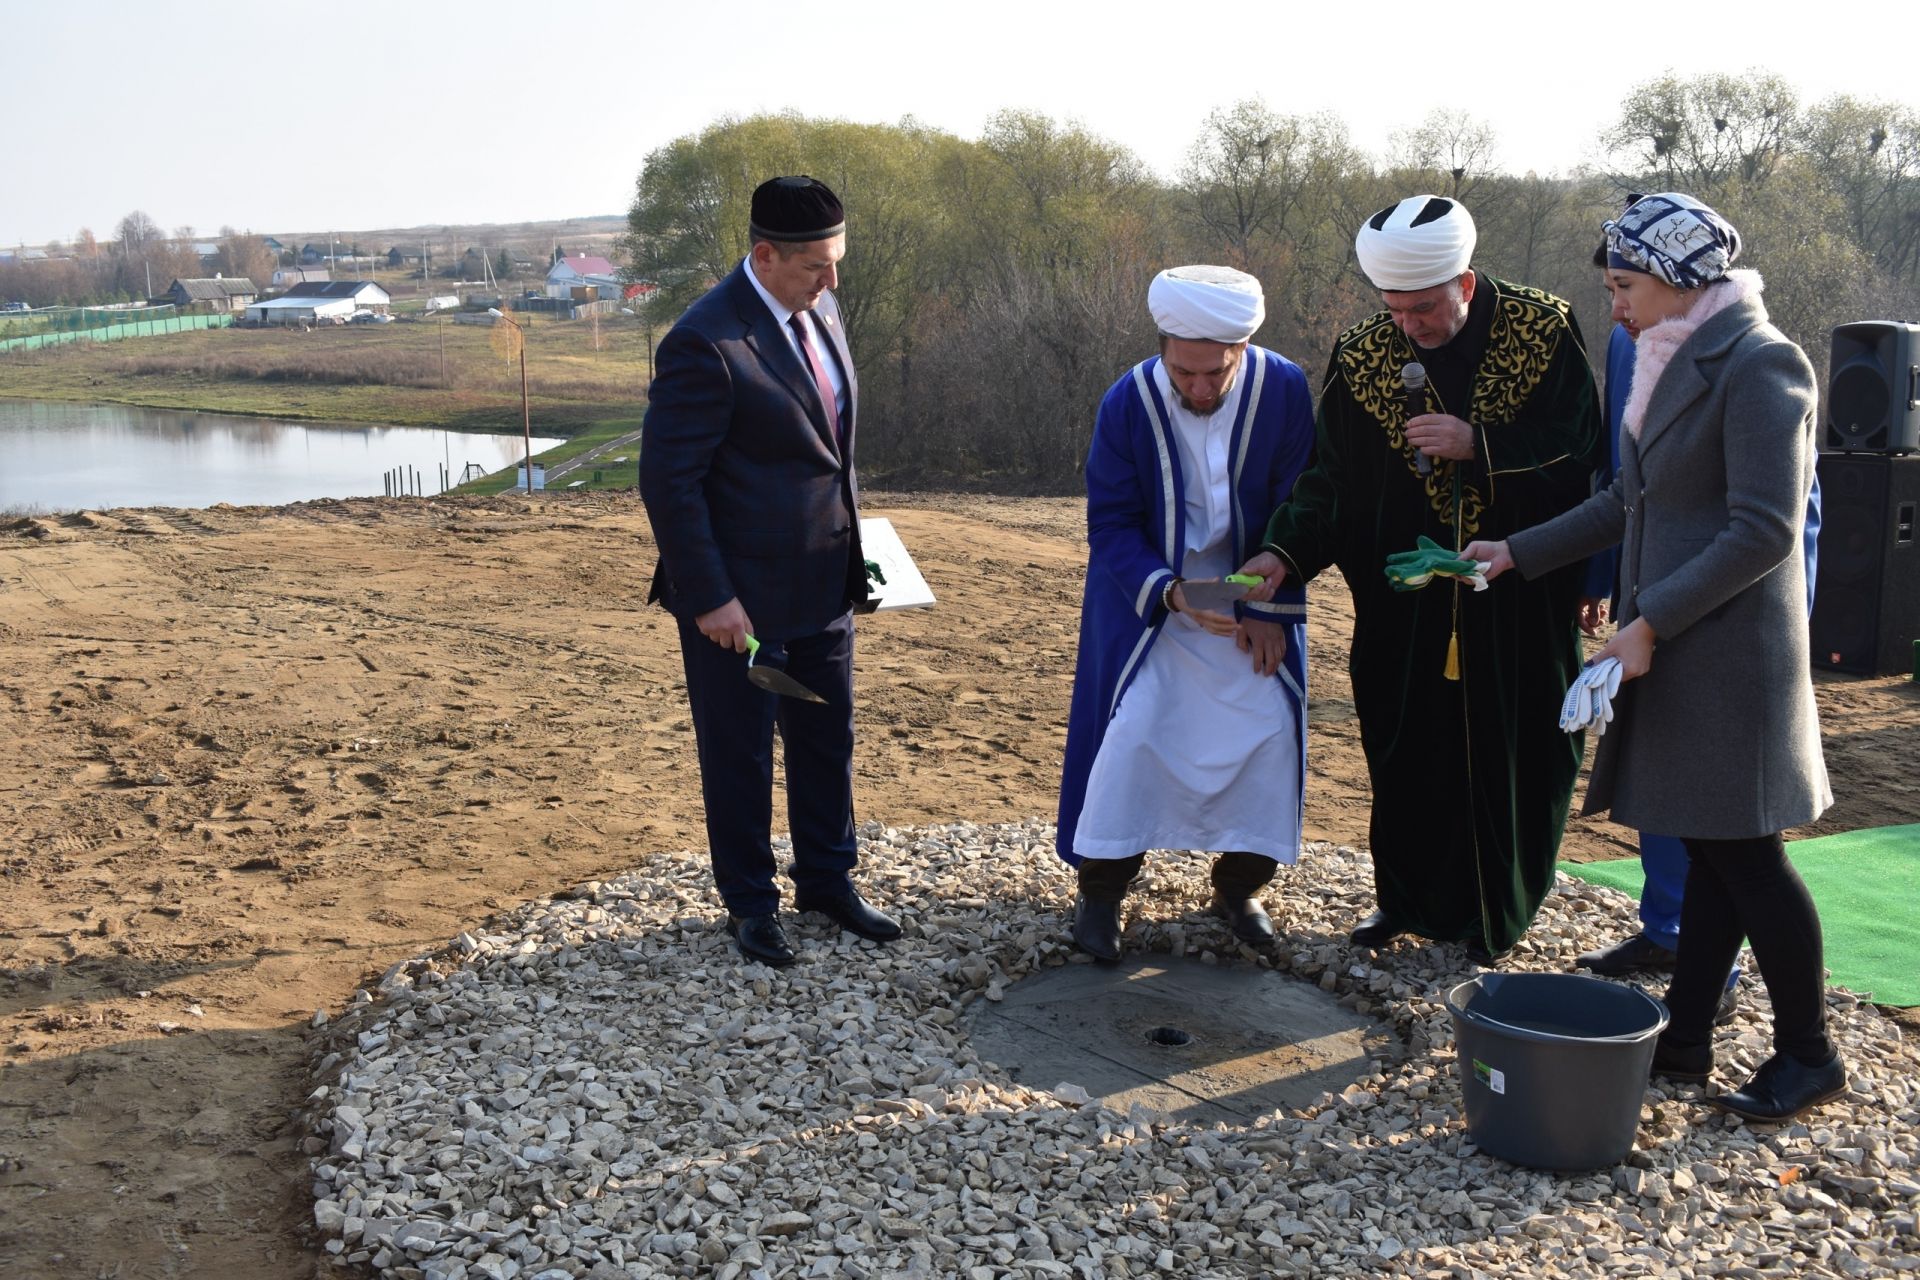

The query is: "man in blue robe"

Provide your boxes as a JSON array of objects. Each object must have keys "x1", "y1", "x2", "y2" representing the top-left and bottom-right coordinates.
[{"x1": 1057, "y1": 265, "x2": 1317, "y2": 961}]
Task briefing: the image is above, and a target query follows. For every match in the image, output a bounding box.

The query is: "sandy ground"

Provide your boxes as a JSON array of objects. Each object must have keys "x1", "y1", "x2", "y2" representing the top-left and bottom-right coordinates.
[{"x1": 1, "y1": 491, "x2": 1915, "y2": 1279}]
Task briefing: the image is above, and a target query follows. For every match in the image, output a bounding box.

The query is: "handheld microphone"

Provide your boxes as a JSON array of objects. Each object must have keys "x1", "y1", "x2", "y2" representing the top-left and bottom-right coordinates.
[{"x1": 1402, "y1": 362, "x2": 1430, "y2": 475}]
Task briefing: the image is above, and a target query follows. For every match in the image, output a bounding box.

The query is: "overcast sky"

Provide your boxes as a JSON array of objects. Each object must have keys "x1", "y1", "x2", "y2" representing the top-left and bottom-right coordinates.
[{"x1": 3, "y1": 0, "x2": 1913, "y2": 247}]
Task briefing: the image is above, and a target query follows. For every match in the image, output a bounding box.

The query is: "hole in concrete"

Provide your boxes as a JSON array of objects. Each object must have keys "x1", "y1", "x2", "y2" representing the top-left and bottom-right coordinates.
[{"x1": 1147, "y1": 1026, "x2": 1193, "y2": 1047}]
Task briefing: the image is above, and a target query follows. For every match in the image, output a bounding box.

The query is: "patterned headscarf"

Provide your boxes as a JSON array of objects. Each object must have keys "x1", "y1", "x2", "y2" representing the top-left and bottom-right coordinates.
[{"x1": 1603, "y1": 192, "x2": 1741, "y2": 289}]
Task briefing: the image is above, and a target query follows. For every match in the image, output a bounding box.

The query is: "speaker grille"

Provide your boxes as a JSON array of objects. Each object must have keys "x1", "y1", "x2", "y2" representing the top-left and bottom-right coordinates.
[
  {"x1": 1810, "y1": 454, "x2": 1920, "y2": 673},
  {"x1": 1829, "y1": 359, "x2": 1889, "y2": 448},
  {"x1": 1825, "y1": 321, "x2": 1920, "y2": 454}
]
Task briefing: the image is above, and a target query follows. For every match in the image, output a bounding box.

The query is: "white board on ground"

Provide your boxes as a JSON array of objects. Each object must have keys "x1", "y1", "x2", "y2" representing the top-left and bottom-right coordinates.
[{"x1": 860, "y1": 516, "x2": 935, "y2": 611}]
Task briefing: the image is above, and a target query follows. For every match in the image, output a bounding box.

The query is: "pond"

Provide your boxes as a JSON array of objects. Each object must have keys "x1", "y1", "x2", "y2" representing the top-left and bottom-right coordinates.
[{"x1": 0, "y1": 398, "x2": 564, "y2": 512}]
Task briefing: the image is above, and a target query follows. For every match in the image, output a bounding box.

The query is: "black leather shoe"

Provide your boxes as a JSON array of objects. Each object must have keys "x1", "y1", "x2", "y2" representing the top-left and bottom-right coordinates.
[
  {"x1": 1210, "y1": 890, "x2": 1276, "y2": 946},
  {"x1": 1575, "y1": 931, "x2": 1678, "y2": 977},
  {"x1": 1348, "y1": 909, "x2": 1403, "y2": 948},
  {"x1": 1710, "y1": 1052, "x2": 1848, "y2": 1122},
  {"x1": 1464, "y1": 940, "x2": 1507, "y2": 967},
  {"x1": 1714, "y1": 980, "x2": 1740, "y2": 1028},
  {"x1": 794, "y1": 888, "x2": 901, "y2": 942},
  {"x1": 1649, "y1": 1035, "x2": 1712, "y2": 1083},
  {"x1": 1072, "y1": 894, "x2": 1123, "y2": 962},
  {"x1": 727, "y1": 913, "x2": 797, "y2": 968}
]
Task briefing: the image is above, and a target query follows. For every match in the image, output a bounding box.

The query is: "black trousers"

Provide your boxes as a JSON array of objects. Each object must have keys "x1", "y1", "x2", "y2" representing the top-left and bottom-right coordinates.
[
  {"x1": 677, "y1": 611, "x2": 857, "y2": 917},
  {"x1": 1664, "y1": 833, "x2": 1833, "y2": 1065},
  {"x1": 1077, "y1": 851, "x2": 1276, "y2": 902}
]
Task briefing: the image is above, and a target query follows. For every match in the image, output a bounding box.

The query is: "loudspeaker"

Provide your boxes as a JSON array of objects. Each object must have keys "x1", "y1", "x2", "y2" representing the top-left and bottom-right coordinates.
[
  {"x1": 1826, "y1": 321, "x2": 1920, "y2": 453},
  {"x1": 1809, "y1": 453, "x2": 1920, "y2": 674}
]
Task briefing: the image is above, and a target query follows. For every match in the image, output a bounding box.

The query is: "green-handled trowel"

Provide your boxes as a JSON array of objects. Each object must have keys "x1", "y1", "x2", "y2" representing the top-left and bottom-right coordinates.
[
  {"x1": 1175, "y1": 572, "x2": 1265, "y2": 614},
  {"x1": 744, "y1": 635, "x2": 827, "y2": 703}
]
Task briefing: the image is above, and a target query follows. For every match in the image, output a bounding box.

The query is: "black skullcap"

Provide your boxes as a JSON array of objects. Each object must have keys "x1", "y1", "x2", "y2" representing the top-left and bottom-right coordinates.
[{"x1": 749, "y1": 175, "x2": 845, "y2": 243}]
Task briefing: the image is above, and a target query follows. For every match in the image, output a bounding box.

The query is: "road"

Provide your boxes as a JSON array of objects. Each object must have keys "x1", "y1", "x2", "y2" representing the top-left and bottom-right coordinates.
[{"x1": 544, "y1": 428, "x2": 642, "y2": 487}]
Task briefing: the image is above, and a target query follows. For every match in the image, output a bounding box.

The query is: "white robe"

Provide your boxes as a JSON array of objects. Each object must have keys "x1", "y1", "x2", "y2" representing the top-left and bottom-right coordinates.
[{"x1": 1073, "y1": 365, "x2": 1303, "y2": 863}]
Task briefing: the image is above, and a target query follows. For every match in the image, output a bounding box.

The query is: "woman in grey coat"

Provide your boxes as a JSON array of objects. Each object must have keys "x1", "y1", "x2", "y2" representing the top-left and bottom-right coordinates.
[{"x1": 1467, "y1": 193, "x2": 1846, "y2": 1123}]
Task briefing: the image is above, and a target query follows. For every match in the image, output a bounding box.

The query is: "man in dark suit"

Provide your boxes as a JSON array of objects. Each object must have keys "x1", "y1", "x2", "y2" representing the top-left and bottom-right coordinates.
[{"x1": 640, "y1": 175, "x2": 899, "y2": 968}]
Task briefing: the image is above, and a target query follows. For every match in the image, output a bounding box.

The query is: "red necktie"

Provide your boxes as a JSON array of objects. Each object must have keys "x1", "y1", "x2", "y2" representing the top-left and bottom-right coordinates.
[{"x1": 789, "y1": 313, "x2": 843, "y2": 448}]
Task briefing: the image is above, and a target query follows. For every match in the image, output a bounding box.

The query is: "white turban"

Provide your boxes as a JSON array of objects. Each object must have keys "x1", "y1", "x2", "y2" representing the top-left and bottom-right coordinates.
[
  {"x1": 1147, "y1": 265, "x2": 1265, "y2": 343},
  {"x1": 1354, "y1": 195, "x2": 1476, "y2": 291}
]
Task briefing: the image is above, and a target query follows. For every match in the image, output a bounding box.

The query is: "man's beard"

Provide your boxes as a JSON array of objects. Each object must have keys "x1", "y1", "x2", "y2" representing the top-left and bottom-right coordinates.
[{"x1": 1174, "y1": 376, "x2": 1236, "y2": 415}]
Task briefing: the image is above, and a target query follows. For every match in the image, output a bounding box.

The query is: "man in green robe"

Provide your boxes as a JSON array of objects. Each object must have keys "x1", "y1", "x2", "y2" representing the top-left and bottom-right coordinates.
[{"x1": 1239, "y1": 195, "x2": 1602, "y2": 962}]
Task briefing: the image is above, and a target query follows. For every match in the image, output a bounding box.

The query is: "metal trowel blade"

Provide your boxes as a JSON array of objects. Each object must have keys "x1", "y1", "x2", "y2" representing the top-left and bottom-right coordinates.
[
  {"x1": 1177, "y1": 578, "x2": 1252, "y2": 614},
  {"x1": 746, "y1": 665, "x2": 828, "y2": 703},
  {"x1": 744, "y1": 636, "x2": 828, "y2": 703}
]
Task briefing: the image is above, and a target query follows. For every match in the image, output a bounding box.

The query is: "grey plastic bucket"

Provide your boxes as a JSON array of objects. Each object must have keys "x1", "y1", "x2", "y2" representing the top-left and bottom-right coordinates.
[{"x1": 1446, "y1": 972, "x2": 1669, "y2": 1171}]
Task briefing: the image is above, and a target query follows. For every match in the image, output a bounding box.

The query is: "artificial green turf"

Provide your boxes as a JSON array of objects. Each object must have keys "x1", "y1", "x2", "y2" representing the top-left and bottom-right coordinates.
[{"x1": 1563, "y1": 824, "x2": 1920, "y2": 1006}]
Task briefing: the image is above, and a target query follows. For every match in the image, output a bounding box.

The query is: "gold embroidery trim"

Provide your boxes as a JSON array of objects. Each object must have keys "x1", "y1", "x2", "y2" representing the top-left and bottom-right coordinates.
[{"x1": 1332, "y1": 281, "x2": 1570, "y2": 537}]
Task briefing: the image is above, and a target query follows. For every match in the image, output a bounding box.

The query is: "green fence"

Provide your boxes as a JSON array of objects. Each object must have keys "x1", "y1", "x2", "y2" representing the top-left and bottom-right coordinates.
[
  {"x1": 0, "y1": 310, "x2": 232, "y2": 352},
  {"x1": 0, "y1": 303, "x2": 180, "y2": 336}
]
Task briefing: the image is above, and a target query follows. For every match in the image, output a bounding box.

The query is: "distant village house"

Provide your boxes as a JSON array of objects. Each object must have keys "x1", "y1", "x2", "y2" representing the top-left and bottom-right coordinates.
[
  {"x1": 166, "y1": 276, "x2": 258, "y2": 312},
  {"x1": 244, "y1": 279, "x2": 391, "y2": 326},
  {"x1": 270, "y1": 267, "x2": 330, "y2": 290},
  {"x1": 244, "y1": 295, "x2": 355, "y2": 326},
  {"x1": 545, "y1": 254, "x2": 621, "y2": 301},
  {"x1": 283, "y1": 280, "x2": 391, "y2": 311}
]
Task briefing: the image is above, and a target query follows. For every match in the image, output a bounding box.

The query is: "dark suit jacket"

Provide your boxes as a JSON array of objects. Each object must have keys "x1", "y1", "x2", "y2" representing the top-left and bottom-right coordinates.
[{"x1": 640, "y1": 263, "x2": 866, "y2": 639}]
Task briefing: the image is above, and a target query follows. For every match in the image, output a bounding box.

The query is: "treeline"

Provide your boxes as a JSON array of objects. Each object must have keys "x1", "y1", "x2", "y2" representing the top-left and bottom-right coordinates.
[
  {"x1": 0, "y1": 212, "x2": 277, "y2": 308},
  {"x1": 623, "y1": 72, "x2": 1920, "y2": 491}
]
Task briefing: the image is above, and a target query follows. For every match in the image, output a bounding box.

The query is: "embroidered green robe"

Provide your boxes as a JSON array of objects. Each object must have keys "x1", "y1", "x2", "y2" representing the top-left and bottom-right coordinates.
[{"x1": 1265, "y1": 276, "x2": 1603, "y2": 952}]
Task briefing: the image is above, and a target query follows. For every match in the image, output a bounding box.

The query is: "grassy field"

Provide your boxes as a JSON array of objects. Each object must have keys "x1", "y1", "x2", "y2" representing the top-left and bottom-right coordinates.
[
  {"x1": 0, "y1": 308, "x2": 655, "y2": 447},
  {"x1": 452, "y1": 421, "x2": 641, "y2": 495}
]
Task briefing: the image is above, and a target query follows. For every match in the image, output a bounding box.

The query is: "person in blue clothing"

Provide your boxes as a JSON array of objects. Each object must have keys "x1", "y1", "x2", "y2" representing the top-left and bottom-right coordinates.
[
  {"x1": 1574, "y1": 239, "x2": 1822, "y2": 1019},
  {"x1": 1057, "y1": 265, "x2": 1317, "y2": 961}
]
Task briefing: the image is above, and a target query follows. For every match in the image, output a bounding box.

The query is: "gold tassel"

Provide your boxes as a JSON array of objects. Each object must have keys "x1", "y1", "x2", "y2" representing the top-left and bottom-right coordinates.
[{"x1": 1444, "y1": 630, "x2": 1461, "y2": 681}]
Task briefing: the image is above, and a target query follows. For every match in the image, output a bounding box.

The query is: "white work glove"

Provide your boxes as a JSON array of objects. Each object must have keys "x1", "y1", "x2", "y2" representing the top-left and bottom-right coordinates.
[{"x1": 1559, "y1": 657, "x2": 1623, "y2": 737}]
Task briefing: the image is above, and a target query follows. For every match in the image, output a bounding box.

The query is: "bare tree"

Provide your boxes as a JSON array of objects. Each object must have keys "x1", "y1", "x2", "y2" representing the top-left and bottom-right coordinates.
[
  {"x1": 214, "y1": 230, "x2": 275, "y2": 288},
  {"x1": 1480, "y1": 174, "x2": 1584, "y2": 287},
  {"x1": 1603, "y1": 72, "x2": 1798, "y2": 197},
  {"x1": 1798, "y1": 96, "x2": 1920, "y2": 285},
  {"x1": 114, "y1": 210, "x2": 162, "y2": 256},
  {"x1": 1389, "y1": 109, "x2": 1501, "y2": 202},
  {"x1": 977, "y1": 109, "x2": 1149, "y2": 286},
  {"x1": 1179, "y1": 101, "x2": 1354, "y2": 263}
]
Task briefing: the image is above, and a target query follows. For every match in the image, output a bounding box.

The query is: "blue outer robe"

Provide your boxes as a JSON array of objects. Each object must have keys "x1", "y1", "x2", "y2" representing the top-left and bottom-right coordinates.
[{"x1": 1057, "y1": 346, "x2": 1317, "y2": 864}]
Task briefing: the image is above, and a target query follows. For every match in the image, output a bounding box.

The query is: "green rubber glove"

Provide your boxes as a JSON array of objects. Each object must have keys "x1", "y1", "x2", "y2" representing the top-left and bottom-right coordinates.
[
  {"x1": 1384, "y1": 535, "x2": 1487, "y2": 592},
  {"x1": 864, "y1": 558, "x2": 888, "y2": 586}
]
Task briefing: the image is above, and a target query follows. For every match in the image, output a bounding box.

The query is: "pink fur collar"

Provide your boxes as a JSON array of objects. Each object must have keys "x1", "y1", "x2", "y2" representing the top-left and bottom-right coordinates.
[{"x1": 1622, "y1": 269, "x2": 1765, "y2": 439}]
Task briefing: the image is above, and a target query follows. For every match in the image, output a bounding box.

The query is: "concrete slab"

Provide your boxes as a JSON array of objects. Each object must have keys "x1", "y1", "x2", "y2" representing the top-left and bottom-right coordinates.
[{"x1": 968, "y1": 956, "x2": 1391, "y2": 1125}]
